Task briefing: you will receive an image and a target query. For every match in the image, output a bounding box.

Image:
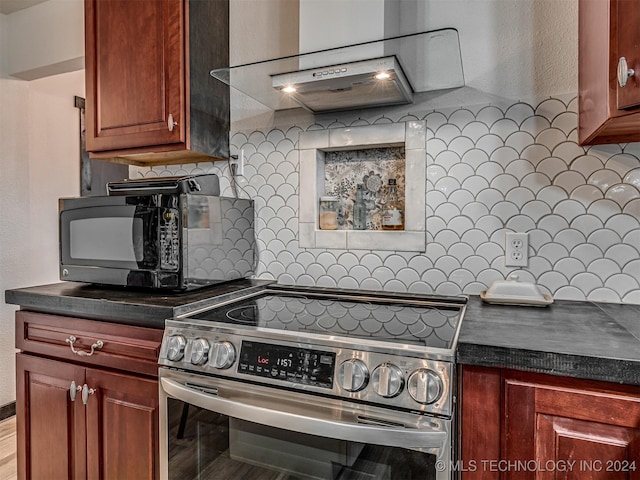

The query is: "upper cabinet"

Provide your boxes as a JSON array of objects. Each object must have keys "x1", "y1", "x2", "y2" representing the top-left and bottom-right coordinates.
[
  {"x1": 578, "y1": 0, "x2": 640, "y2": 145},
  {"x1": 84, "y1": 0, "x2": 230, "y2": 166}
]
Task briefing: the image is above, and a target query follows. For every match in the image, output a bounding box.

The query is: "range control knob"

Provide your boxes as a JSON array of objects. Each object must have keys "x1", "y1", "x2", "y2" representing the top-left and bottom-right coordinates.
[
  {"x1": 190, "y1": 338, "x2": 210, "y2": 365},
  {"x1": 337, "y1": 359, "x2": 369, "y2": 392},
  {"x1": 210, "y1": 341, "x2": 236, "y2": 369},
  {"x1": 166, "y1": 335, "x2": 186, "y2": 361},
  {"x1": 408, "y1": 369, "x2": 443, "y2": 404},
  {"x1": 371, "y1": 363, "x2": 404, "y2": 398}
]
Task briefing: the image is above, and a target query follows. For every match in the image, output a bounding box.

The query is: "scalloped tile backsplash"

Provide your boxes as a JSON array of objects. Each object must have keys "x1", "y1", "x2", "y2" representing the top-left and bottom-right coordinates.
[{"x1": 134, "y1": 95, "x2": 640, "y2": 304}]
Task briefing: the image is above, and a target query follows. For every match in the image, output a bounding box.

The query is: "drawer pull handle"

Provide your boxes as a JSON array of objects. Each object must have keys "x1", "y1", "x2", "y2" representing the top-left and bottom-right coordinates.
[
  {"x1": 69, "y1": 381, "x2": 82, "y2": 401},
  {"x1": 65, "y1": 335, "x2": 104, "y2": 357},
  {"x1": 81, "y1": 384, "x2": 96, "y2": 405}
]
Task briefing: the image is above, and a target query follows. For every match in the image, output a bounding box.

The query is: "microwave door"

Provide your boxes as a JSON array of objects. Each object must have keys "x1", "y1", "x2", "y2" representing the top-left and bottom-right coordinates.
[{"x1": 60, "y1": 204, "x2": 164, "y2": 271}]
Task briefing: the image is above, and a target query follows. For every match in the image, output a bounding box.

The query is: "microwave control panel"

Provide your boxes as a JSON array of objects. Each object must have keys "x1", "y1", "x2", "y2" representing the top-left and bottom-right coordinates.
[{"x1": 160, "y1": 209, "x2": 180, "y2": 270}]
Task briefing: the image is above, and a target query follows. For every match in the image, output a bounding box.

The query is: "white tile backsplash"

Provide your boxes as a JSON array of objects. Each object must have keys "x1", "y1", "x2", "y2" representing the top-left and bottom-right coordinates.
[{"x1": 134, "y1": 95, "x2": 640, "y2": 304}]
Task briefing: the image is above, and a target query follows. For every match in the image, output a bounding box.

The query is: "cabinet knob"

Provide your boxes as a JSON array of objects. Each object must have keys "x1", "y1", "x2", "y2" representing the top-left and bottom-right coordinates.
[
  {"x1": 69, "y1": 381, "x2": 82, "y2": 401},
  {"x1": 168, "y1": 113, "x2": 178, "y2": 132},
  {"x1": 617, "y1": 57, "x2": 635, "y2": 87},
  {"x1": 81, "y1": 384, "x2": 96, "y2": 405}
]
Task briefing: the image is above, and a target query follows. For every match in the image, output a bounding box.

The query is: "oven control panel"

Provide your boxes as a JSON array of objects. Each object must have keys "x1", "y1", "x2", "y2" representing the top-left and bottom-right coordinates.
[
  {"x1": 159, "y1": 324, "x2": 453, "y2": 416},
  {"x1": 238, "y1": 341, "x2": 336, "y2": 388}
]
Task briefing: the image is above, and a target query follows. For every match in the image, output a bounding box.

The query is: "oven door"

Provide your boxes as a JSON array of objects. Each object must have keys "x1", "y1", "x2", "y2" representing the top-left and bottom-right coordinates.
[{"x1": 159, "y1": 368, "x2": 453, "y2": 480}]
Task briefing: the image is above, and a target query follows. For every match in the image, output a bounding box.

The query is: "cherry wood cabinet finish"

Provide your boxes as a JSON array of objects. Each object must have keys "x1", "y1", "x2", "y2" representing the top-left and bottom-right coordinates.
[
  {"x1": 15, "y1": 310, "x2": 163, "y2": 377},
  {"x1": 578, "y1": 0, "x2": 640, "y2": 145},
  {"x1": 15, "y1": 311, "x2": 162, "y2": 480},
  {"x1": 16, "y1": 354, "x2": 86, "y2": 480},
  {"x1": 85, "y1": 368, "x2": 159, "y2": 480},
  {"x1": 460, "y1": 366, "x2": 640, "y2": 480},
  {"x1": 616, "y1": 0, "x2": 640, "y2": 110},
  {"x1": 84, "y1": 0, "x2": 230, "y2": 166},
  {"x1": 459, "y1": 366, "x2": 501, "y2": 480}
]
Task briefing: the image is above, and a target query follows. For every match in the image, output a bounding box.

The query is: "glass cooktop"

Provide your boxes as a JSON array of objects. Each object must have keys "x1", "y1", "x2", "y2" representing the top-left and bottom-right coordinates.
[{"x1": 188, "y1": 289, "x2": 466, "y2": 350}]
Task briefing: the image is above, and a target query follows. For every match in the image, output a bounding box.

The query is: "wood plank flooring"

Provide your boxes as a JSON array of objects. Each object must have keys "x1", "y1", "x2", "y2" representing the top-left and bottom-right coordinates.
[{"x1": 0, "y1": 416, "x2": 17, "y2": 480}]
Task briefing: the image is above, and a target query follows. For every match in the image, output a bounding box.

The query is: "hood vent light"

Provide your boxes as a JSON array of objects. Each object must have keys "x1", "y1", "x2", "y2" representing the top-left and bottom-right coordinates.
[
  {"x1": 271, "y1": 56, "x2": 413, "y2": 113},
  {"x1": 211, "y1": 29, "x2": 464, "y2": 115}
]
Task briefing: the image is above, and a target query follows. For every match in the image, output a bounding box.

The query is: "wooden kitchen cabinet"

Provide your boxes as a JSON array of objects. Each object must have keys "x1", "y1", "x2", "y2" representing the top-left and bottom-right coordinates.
[
  {"x1": 460, "y1": 366, "x2": 640, "y2": 480},
  {"x1": 15, "y1": 311, "x2": 163, "y2": 480},
  {"x1": 84, "y1": 0, "x2": 230, "y2": 166},
  {"x1": 15, "y1": 355, "x2": 85, "y2": 480},
  {"x1": 578, "y1": 0, "x2": 640, "y2": 145}
]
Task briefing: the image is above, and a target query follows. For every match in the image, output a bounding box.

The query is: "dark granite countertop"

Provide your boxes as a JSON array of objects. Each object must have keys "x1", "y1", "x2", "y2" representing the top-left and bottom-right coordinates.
[
  {"x1": 5, "y1": 282, "x2": 640, "y2": 385},
  {"x1": 458, "y1": 296, "x2": 640, "y2": 386},
  {"x1": 4, "y1": 279, "x2": 273, "y2": 329}
]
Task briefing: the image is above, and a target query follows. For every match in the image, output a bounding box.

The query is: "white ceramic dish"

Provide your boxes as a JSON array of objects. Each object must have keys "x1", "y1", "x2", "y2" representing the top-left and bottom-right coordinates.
[
  {"x1": 481, "y1": 275, "x2": 554, "y2": 307},
  {"x1": 480, "y1": 290, "x2": 554, "y2": 307}
]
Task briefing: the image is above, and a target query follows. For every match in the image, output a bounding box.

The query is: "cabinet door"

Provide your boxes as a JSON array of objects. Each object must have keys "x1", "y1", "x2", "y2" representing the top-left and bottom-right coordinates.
[
  {"x1": 616, "y1": 0, "x2": 640, "y2": 109},
  {"x1": 504, "y1": 378, "x2": 640, "y2": 480},
  {"x1": 578, "y1": 0, "x2": 640, "y2": 144},
  {"x1": 84, "y1": 0, "x2": 185, "y2": 152},
  {"x1": 16, "y1": 354, "x2": 87, "y2": 480},
  {"x1": 460, "y1": 366, "x2": 501, "y2": 480},
  {"x1": 460, "y1": 366, "x2": 640, "y2": 480},
  {"x1": 85, "y1": 368, "x2": 159, "y2": 480}
]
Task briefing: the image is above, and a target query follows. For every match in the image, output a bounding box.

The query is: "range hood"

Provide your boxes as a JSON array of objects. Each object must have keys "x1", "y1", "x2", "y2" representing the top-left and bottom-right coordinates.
[
  {"x1": 210, "y1": 29, "x2": 464, "y2": 114},
  {"x1": 271, "y1": 56, "x2": 413, "y2": 113}
]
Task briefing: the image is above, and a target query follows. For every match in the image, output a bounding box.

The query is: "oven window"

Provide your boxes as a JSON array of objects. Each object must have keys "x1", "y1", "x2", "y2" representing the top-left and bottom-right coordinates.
[
  {"x1": 70, "y1": 217, "x2": 143, "y2": 262},
  {"x1": 167, "y1": 398, "x2": 438, "y2": 480}
]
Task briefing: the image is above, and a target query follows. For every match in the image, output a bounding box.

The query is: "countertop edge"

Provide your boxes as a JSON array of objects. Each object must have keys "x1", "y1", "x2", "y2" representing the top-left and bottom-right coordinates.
[
  {"x1": 6, "y1": 284, "x2": 640, "y2": 386},
  {"x1": 5, "y1": 280, "x2": 273, "y2": 329},
  {"x1": 457, "y1": 342, "x2": 640, "y2": 386}
]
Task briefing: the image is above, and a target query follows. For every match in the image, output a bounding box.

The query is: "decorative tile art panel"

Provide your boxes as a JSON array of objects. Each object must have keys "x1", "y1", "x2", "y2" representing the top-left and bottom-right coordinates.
[
  {"x1": 324, "y1": 147, "x2": 405, "y2": 230},
  {"x1": 133, "y1": 95, "x2": 640, "y2": 304}
]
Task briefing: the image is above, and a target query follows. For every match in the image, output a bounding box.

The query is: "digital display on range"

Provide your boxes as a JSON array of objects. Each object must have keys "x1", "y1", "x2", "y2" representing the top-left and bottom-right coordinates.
[{"x1": 238, "y1": 341, "x2": 335, "y2": 388}]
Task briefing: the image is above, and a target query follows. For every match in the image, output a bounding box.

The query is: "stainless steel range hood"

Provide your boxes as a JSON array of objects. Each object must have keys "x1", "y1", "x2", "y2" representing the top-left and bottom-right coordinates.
[
  {"x1": 211, "y1": 29, "x2": 464, "y2": 114},
  {"x1": 271, "y1": 56, "x2": 413, "y2": 113}
]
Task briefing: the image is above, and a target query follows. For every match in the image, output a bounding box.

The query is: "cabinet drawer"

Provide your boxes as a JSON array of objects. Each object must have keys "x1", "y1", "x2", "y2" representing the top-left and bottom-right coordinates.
[{"x1": 15, "y1": 311, "x2": 163, "y2": 377}]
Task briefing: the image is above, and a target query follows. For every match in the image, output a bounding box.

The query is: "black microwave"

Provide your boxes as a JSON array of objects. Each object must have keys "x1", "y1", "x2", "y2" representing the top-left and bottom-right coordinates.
[{"x1": 59, "y1": 174, "x2": 256, "y2": 290}]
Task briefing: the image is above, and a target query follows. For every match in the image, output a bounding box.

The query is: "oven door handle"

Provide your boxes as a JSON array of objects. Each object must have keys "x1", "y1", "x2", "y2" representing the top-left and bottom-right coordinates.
[{"x1": 161, "y1": 377, "x2": 448, "y2": 452}]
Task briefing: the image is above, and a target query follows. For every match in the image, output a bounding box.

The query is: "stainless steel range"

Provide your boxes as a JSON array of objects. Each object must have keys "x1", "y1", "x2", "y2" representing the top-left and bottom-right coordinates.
[{"x1": 159, "y1": 285, "x2": 466, "y2": 480}]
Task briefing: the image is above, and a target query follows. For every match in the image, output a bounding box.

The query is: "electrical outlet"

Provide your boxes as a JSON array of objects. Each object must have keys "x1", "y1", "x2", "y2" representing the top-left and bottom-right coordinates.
[
  {"x1": 505, "y1": 232, "x2": 529, "y2": 267},
  {"x1": 231, "y1": 149, "x2": 245, "y2": 177}
]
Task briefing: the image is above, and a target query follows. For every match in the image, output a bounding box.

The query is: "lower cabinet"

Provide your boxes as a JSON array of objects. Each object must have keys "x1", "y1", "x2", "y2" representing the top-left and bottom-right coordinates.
[
  {"x1": 85, "y1": 368, "x2": 158, "y2": 479},
  {"x1": 16, "y1": 354, "x2": 86, "y2": 479},
  {"x1": 14, "y1": 311, "x2": 162, "y2": 480},
  {"x1": 460, "y1": 366, "x2": 640, "y2": 480}
]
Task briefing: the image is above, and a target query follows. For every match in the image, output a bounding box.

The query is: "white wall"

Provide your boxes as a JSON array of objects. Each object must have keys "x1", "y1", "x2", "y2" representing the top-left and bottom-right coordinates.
[
  {"x1": 0, "y1": 13, "x2": 8, "y2": 76},
  {"x1": 413, "y1": 0, "x2": 578, "y2": 102},
  {"x1": 299, "y1": 0, "x2": 389, "y2": 52},
  {"x1": 0, "y1": 77, "x2": 29, "y2": 408},
  {"x1": 4, "y1": 0, "x2": 84, "y2": 80},
  {"x1": 230, "y1": 0, "x2": 299, "y2": 65},
  {"x1": 0, "y1": 69, "x2": 84, "y2": 407}
]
